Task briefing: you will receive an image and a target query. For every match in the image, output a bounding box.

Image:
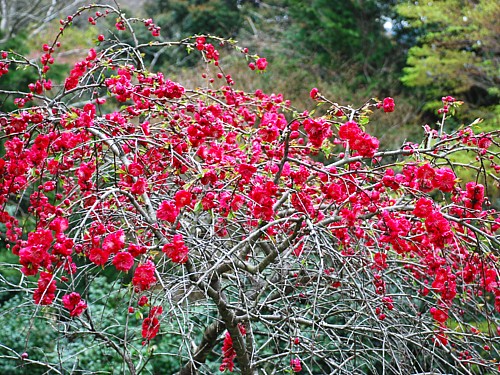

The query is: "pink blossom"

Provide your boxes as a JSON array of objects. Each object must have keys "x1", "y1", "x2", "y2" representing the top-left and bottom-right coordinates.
[
  {"x1": 382, "y1": 97, "x2": 395, "y2": 112},
  {"x1": 62, "y1": 292, "x2": 87, "y2": 317},
  {"x1": 102, "y1": 230, "x2": 125, "y2": 254},
  {"x1": 162, "y1": 234, "x2": 189, "y2": 264},
  {"x1": 256, "y1": 57, "x2": 267, "y2": 71},
  {"x1": 174, "y1": 190, "x2": 192, "y2": 208},
  {"x1": 290, "y1": 358, "x2": 302, "y2": 372},
  {"x1": 112, "y1": 251, "x2": 134, "y2": 272},
  {"x1": 157, "y1": 200, "x2": 179, "y2": 223},
  {"x1": 132, "y1": 261, "x2": 157, "y2": 291}
]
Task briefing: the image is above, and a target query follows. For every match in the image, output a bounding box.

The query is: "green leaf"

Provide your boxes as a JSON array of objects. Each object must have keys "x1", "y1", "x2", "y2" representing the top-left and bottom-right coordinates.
[{"x1": 193, "y1": 201, "x2": 203, "y2": 213}]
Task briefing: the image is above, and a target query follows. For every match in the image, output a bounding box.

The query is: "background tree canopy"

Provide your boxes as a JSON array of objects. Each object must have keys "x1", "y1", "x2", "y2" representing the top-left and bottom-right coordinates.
[{"x1": 396, "y1": 0, "x2": 499, "y2": 120}]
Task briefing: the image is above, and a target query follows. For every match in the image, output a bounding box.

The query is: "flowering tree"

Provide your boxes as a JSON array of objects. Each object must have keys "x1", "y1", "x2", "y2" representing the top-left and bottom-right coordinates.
[{"x1": 0, "y1": 3, "x2": 499, "y2": 375}]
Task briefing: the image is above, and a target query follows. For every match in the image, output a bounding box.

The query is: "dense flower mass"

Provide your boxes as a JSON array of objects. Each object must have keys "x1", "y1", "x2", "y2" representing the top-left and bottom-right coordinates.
[{"x1": 0, "y1": 4, "x2": 499, "y2": 375}]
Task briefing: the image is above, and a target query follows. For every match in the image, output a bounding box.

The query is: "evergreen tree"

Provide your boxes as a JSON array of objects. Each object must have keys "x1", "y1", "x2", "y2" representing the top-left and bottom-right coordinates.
[{"x1": 396, "y1": 0, "x2": 499, "y2": 109}]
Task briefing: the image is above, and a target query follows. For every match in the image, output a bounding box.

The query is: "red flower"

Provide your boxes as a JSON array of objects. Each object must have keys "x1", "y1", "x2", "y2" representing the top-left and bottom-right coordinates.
[
  {"x1": 256, "y1": 57, "x2": 267, "y2": 71},
  {"x1": 303, "y1": 118, "x2": 332, "y2": 148},
  {"x1": 478, "y1": 136, "x2": 492, "y2": 149},
  {"x1": 162, "y1": 234, "x2": 189, "y2": 264},
  {"x1": 142, "y1": 306, "x2": 162, "y2": 340},
  {"x1": 49, "y1": 217, "x2": 69, "y2": 233},
  {"x1": 433, "y1": 329, "x2": 448, "y2": 346},
  {"x1": 430, "y1": 307, "x2": 448, "y2": 323},
  {"x1": 131, "y1": 177, "x2": 147, "y2": 195},
  {"x1": 433, "y1": 168, "x2": 456, "y2": 192},
  {"x1": 115, "y1": 20, "x2": 126, "y2": 31},
  {"x1": 64, "y1": 61, "x2": 90, "y2": 91},
  {"x1": 482, "y1": 268, "x2": 498, "y2": 292},
  {"x1": 76, "y1": 162, "x2": 95, "y2": 189},
  {"x1": 127, "y1": 162, "x2": 143, "y2": 176},
  {"x1": 413, "y1": 197, "x2": 433, "y2": 218},
  {"x1": 291, "y1": 165, "x2": 310, "y2": 185},
  {"x1": 338, "y1": 121, "x2": 361, "y2": 141},
  {"x1": 425, "y1": 211, "x2": 453, "y2": 248},
  {"x1": 291, "y1": 192, "x2": 314, "y2": 215},
  {"x1": 220, "y1": 324, "x2": 247, "y2": 372},
  {"x1": 337, "y1": 121, "x2": 381, "y2": 157},
  {"x1": 373, "y1": 252, "x2": 388, "y2": 270},
  {"x1": 174, "y1": 190, "x2": 192, "y2": 208},
  {"x1": 86, "y1": 48, "x2": 97, "y2": 61},
  {"x1": 290, "y1": 358, "x2": 302, "y2": 373},
  {"x1": 18, "y1": 230, "x2": 52, "y2": 276},
  {"x1": 112, "y1": 251, "x2": 134, "y2": 272},
  {"x1": 128, "y1": 244, "x2": 147, "y2": 258},
  {"x1": 249, "y1": 181, "x2": 277, "y2": 221},
  {"x1": 157, "y1": 200, "x2": 179, "y2": 223},
  {"x1": 132, "y1": 261, "x2": 157, "y2": 291},
  {"x1": 382, "y1": 97, "x2": 395, "y2": 113},
  {"x1": 200, "y1": 170, "x2": 218, "y2": 185},
  {"x1": 102, "y1": 230, "x2": 126, "y2": 254},
  {"x1": 432, "y1": 268, "x2": 457, "y2": 301},
  {"x1": 138, "y1": 295, "x2": 148, "y2": 307},
  {"x1": 237, "y1": 164, "x2": 257, "y2": 183},
  {"x1": 89, "y1": 247, "x2": 109, "y2": 266},
  {"x1": 351, "y1": 133, "x2": 379, "y2": 158},
  {"x1": 33, "y1": 272, "x2": 57, "y2": 305},
  {"x1": 464, "y1": 182, "x2": 485, "y2": 210},
  {"x1": 62, "y1": 292, "x2": 80, "y2": 310},
  {"x1": 62, "y1": 292, "x2": 87, "y2": 317},
  {"x1": 416, "y1": 163, "x2": 435, "y2": 192}
]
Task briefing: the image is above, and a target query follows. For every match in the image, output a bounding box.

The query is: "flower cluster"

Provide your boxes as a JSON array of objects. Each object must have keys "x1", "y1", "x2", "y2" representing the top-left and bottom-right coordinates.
[
  {"x1": 144, "y1": 18, "x2": 161, "y2": 37},
  {"x1": 162, "y1": 234, "x2": 189, "y2": 264},
  {"x1": 220, "y1": 324, "x2": 246, "y2": 372},
  {"x1": 132, "y1": 261, "x2": 157, "y2": 291},
  {"x1": 62, "y1": 292, "x2": 88, "y2": 317},
  {"x1": 33, "y1": 272, "x2": 57, "y2": 305},
  {"x1": 0, "y1": 61, "x2": 8, "y2": 77},
  {"x1": 303, "y1": 117, "x2": 332, "y2": 148},
  {"x1": 65, "y1": 48, "x2": 97, "y2": 90},
  {"x1": 338, "y1": 120, "x2": 379, "y2": 158},
  {"x1": 290, "y1": 358, "x2": 302, "y2": 373},
  {"x1": 142, "y1": 306, "x2": 163, "y2": 342},
  {"x1": 195, "y1": 36, "x2": 220, "y2": 63}
]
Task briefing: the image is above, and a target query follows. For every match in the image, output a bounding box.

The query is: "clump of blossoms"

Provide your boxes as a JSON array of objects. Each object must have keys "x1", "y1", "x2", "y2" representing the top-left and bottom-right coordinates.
[
  {"x1": 338, "y1": 120, "x2": 379, "y2": 157},
  {"x1": 220, "y1": 324, "x2": 247, "y2": 372},
  {"x1": 141, "y1": 306, "x2": 163, "y2": 344},
  {"x1": 290, "y1": 358, "x2": 302, "y2": 373},
  {"x1": 62, "y1": 292, "x2": 87, "y2": 317},
  {"x1": 0, "y1": 4, "x2": 499, "y2": 375}
]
